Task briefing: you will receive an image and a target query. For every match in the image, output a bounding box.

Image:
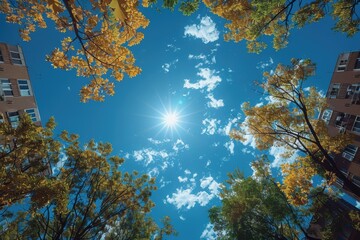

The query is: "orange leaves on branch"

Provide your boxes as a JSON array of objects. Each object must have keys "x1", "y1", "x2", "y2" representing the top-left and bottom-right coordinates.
[
  {"x1": 203, "y1": 0, "x2": 359, "y2": 53},
  {"x1": 231, "y1": 59, "x2": 352, "y2": 206},
  {"x1": 1, "y1": 0, "x2": 150, "y2": 102}
]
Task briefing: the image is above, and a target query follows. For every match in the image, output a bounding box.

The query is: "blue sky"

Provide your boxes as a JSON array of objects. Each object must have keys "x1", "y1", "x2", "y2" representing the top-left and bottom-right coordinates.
[{"x1": 1, "y1": 4, "x2": 360, "y2": 239}]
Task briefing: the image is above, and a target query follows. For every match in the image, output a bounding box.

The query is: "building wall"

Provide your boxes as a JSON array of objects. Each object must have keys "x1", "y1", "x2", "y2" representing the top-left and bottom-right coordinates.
[
  {"x1": 0, "y1": 42, "x2": 41, "y2": 126},
  {"x1": 324, "y1": 51, "x2": 360, "y2": 200}
]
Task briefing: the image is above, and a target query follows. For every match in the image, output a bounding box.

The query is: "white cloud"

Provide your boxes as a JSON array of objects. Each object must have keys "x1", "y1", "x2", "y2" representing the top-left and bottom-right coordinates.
[
  {"x1": 159, "y1": 177, "x2": 171, "y2": 188},
  {"x1": 206, "y1": 159, "x2": 211, "y2": 167},
  {"x1": 162, "y1": 59, "x2": 179, "y2": 73},
  {"x1": 184, "y1": 169, "x2": 191, "y2": 175},
  {"x1": 184, "y1": 68, "x2": 221, "y2": 92},
  {"x1": 188, "y1": 53, "x2": 207, "y2": 60},
  {"x1": 211, "y1": 56, "x2": 216, "y2": 64},
  {"x1": 133, "y1": 148, "x2": 169, "y2": 166},
  {"x1": 206, "y1": 93, "x2": 224, "y2": 109},
  {"x1": 165, "y1": 188, "x2": 215, "y2": 209},
  {"x1": 256, "y1": 57, "x2": 274, "y2": 69},
  {"x1": 200, "y1": 176, "x2": 214, "y2": 189},
  {"x1": 184, "y1": 16, "x2": 219, "y2": 44},
  {"x1": 147, "y1": 138, "x2": 170, "y2": 145},
  {"x1": 148, "y1": 167, "x2": 159, "y2": 177},
  {"x1": 173, "y1": 139, "x2": 189, "y2": 152},
  {"x1": 208, "y1": 180, "x2": 221, "y2": 196},
  {"x1": 180, "y1": 216, "x2": 186, "y2": 221},
  {"x1": 178, "y1": 176, "x2": 188, "y2": 183},
  {"x1": 200, "y1": 223, "x2": 217, "y2": 240},
  {"x1": 270, "y1": 146, "x2": 299, "y2": 168},
  {"x1": 218, "y1": 116, "x2": 241, "y2": 136},
  {"x1": 224, "y1": 141, "x2": 235, "y2": 155},
  {"x1": 201, "y1": 118, "x2": 221, "y2": 135},
  {"x1": 165, "y1": 174, "x2": 220, "y2": 209},
  {"x1": 237, "y1": 116, "x2": 257, "y2": 149},
  {"x1": 356, "y1": 201, "x2": 360, "y2": 209},
  {"x1": 166, "y1": 44, "x2": 180, "y2": 52}
]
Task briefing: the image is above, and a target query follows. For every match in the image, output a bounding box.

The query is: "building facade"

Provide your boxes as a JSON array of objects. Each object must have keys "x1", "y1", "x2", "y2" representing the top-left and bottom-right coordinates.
[
  {"x1": 323, "y1": 51, "x2": 360, "y2": 200},
  {"x1": 0, "y1": 42, "x2": 41, "y2": 127},
  {"x1": 306, "y1": 198, "x2": 360, "y2": 239}
]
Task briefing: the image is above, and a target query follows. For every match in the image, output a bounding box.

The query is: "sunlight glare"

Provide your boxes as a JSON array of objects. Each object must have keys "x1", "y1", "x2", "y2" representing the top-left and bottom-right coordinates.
[{"x1": 163, "y1": 112, "x2": 179, "y2": 127}]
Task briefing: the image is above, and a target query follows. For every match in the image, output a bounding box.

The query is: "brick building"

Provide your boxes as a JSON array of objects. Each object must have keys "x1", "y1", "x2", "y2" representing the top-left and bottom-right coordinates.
[
  {"x1": 0, "y1": 42, "x2": 41, "y2": 127},
  {"x1": 306, "y1": 198, "x2": 360, "y2": 239},
  {"x1": 322, "y1": 51, "x2": 360, "y2": 200}
]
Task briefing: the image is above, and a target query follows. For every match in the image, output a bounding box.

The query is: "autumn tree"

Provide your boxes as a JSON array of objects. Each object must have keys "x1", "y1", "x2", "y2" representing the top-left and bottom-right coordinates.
[
  {"x1": 203, "y1": 0, "x2": 360, "y2": 53},
  {"x1": 208, "y1": 157, "x2": 333, "y2": 240},
  {"x1": 0, "y1": 0, "x2": 151, "y2": 102},
  {"x1": 230, "y1": 58, "x2": 359, "y2": 205},
  {"x1": 0, "y1": 117, "x2": 174, "y2": 239},
  {"x1": 0, "y1": 115, "x2": 65, "y2": 210}
]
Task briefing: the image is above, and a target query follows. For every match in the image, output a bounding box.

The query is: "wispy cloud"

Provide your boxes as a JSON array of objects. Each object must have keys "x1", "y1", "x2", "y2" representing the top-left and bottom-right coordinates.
[
  {"x1": 173, "y1": 139, "x2": 189, "y2": 152},
  {"x1": 218, "y1": 116, "x2": 241, "y2": 136},
  {"x1": 133, "y1": 148, "x2": 169, "y2": 166},
  {"x1": 201, "y1": 118, "x2": 221, "y2": 135},
  {"x1": 270, "y1": 146, "x2": 299, "y2": 168},
  {"x1": 206, "y1": 93, "x2": 224, "y2": 109},
  {"x1": 162, "y1": 59, "x2": 179, "y2": 73},
  {"x1": 184, "y1": 16, "x2": 219, "y2": 44},
  {"x1": 166, "y1": 43, "x2": 180, "y2": 52},
  {"x1": 200, "y1": 223, "x2": 217, "y2": 240},
  {"x1": 184, "y1": 68, "x2": 221, "y2": 92},
  {"x1": 165, "y1": 174, "x2": 221, "y2": 210},
  {"x1": 224, "y1": 141, "x2": 235, "y2": 155},
  {"x1": 256, "y1": 57, "x2": 274, "y2": 69},
  {"x1": 128, "y1": 138, "x2": 190, "y2": 174}
]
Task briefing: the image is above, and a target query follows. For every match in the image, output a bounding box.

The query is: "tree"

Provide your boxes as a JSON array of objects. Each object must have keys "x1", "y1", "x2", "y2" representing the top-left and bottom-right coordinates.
[
  {"x1": 105, "y1": 214, "x2": 176, "y2": 240},
  {"x1": 0, "y1": 117, "x2": 174, "y2": 239},
  {"x1": 0, "y1": 115, "x2": 64, "y2": 210},
  {"x1": 203, "y1": 0, "x2": 360, "y2": 53},
  {"x1": 0, "y1": 0, "x2": 200, "y2": 102},
  {"x1": 230, "y1": 59, "x2": 358, "y2": 204},
  {"x1": 208, "y1": 157, "x2": 330, "y2": 240},
  {"x1": 1, "y1": 0, "x2": 150, "y2": 102}
]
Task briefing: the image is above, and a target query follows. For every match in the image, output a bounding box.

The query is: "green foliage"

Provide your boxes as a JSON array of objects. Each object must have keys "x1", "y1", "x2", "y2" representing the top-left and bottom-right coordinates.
[
  {"x1": 179, "y1": 0, "x2": 200, "y2": 16},
  {"x1": 0, "y1": 118, "x2": 175, "y2": 239},
  {"x1": 209, "y1": 158, "x2": 306, "y2": 240}
]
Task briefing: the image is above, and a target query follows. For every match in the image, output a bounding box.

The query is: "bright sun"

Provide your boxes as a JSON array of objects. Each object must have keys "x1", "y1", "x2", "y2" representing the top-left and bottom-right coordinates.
[{"x1": 163, "y1": 112, "x2": 179, "y2": 127}]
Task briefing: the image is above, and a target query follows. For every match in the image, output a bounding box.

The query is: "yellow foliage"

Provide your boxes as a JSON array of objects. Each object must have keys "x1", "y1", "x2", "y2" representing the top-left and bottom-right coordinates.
[
  {"x1": 231, "y1": 59, "x2": 353, "y2": 206},
  {"x1": 0, "y1": 0, "x2": 150, "y2": 102}
]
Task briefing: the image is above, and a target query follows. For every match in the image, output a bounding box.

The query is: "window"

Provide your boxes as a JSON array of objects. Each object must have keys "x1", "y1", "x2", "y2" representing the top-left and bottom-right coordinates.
[
  {"x1": 328, "y1": 83, "x2": 340, "y2": 98},
  {"x1": 353, "y1": 175, "x2": 360, "y2": 187},
  {"x1": 336, "y1": 53, "x2": 349, "y2": 71},
  {"x1": 18, "y1": 80, "x2": 32, "y2": 96},
  {"x1": 354, "y1": 53, "x2": 360, "y2": 70},
  {"x1": 7, "y1": 111, "x2": 19, "y2": 128},
  {"x1": 352, "y1": 115, "x2": 360, "y2": 133},
  {"x1": 0, "y1": 79, "x2": 13, "y2": 96},
  {"x1": 321, "y1": 109, "x2": 333, "y2": 124},
  {"x1": 342, "y1": 144, "x2": 358, "y2": 161},
  {"x1": 25, "y1": 108, "x2": 40, "y2": 122},
  {"x1": 0, "y1": 49, "x2": 3, "y2": 62},
  {"x1": 9, "y1": 45, "x2": 23, "y2": 65},
  {"x1": 346, "y1": 84, "x2": 360, "y2": 98}
]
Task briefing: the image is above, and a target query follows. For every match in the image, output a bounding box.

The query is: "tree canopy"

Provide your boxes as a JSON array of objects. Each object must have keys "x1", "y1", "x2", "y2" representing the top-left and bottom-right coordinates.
[
  {"x1": 0, "y1": 116, "x2": 174, "y2": 239},
  {"x1": 209, "y1": 157, "x2": 337, "y2": 240},
  {"x1": 1, "y1": 0, "x2": 359, "y2": 101},
  {"x1": 230, "y1": 58, "x2": 358, "y2": 204},
  {"x1": 203, "y1": 0, "x2": 360, "y2": 53}
]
